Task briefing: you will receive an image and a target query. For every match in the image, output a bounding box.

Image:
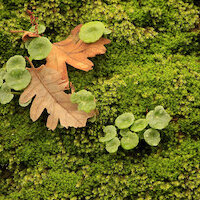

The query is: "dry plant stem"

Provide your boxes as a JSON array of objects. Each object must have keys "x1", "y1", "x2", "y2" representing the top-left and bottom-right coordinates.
[
  {"x1": 26, "y1": 10, "x2": 39, "y2": 34},
  {"x1": 10, "y1": 30, "x2": 25, "y2": 33},
  {"x1": 35, "y1": 17, "x2": 39, "y2": 34},
  {"x1": 25, "y1": 56, "x2": 35, "y2": 68},
  {"x1": 12, "y1": 91, "x2": 21, "y2": 95},
  {"x1": 70, "y1": 82, "x2": 75, "y2": 93}
]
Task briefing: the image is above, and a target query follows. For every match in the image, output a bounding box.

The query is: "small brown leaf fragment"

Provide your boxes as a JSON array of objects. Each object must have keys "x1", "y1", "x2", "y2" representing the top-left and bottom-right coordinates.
[
  {"x1": 22, "y1": 31, "x2": 40, "y2": 42},
  {"x1": 10, "y1": 30, "x2": 40, "y2": 42},
  {"x1": 45, "y1": 24, "x2": 111, "y2": 80},
  {"x1": 19, "y1": 65, "x2": 95, "y2": 130}
]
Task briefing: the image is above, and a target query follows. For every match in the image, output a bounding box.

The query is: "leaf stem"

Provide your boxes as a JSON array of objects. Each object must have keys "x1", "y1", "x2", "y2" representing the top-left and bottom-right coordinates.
[
  {"x1": 29, "y1": 57, "x2": 33, "y2": 62},
  {"x1": 70, "y1": 82, "x2": 75, "y2": 93},
  {"x1": 12, "y1": 91, "x2": 21, "y2": 95},
  {"x1": 25, "y1": 56, "x2": 35, "y2": 68}
]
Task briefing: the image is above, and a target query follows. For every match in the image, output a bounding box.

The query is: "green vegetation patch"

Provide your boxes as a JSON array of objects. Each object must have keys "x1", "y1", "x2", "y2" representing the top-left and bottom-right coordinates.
[{"x1": 0, "y1": 0, "x2": 200, "y2": 199}]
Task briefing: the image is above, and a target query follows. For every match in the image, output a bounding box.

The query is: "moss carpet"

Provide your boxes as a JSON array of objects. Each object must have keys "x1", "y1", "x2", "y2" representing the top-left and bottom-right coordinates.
[{"x1": 0, "y1": 0, "x2": 200, "y2": 199}]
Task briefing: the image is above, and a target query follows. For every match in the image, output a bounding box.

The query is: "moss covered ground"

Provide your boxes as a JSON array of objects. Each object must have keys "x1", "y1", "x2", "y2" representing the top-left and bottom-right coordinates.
[{"x1": 0, "y1": 0, "x2": 200, "y2": 199}]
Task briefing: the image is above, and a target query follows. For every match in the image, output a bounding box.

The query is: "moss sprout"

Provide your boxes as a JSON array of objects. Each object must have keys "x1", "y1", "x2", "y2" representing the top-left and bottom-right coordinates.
[
  {"x1": 27, "y1": 37, "x2": 52, "y2": 60},
  {"x1": 105, "y1": 137, "x2": 120, "y2": 153},
  {"x1": 144, "y1": 128, "x2": 161, "y2": 146},
  {"x1": 101, "y1": 105, "x2": 170, "y2": 153},
  {"x1": 121, "y1": 131, "x2": 139, "y2": 150},
  {"x1": 115, "y1": 113, "x2": 135, "y2": 129},
  {"x1": 0, "y1": 78, "x2": 2, "y2": 87},
  {"x1": 103, "y1": 28, "x2": 112, "y2": 35},
  {"x1": 131, "y1": 119, "x2": 148, "y2": 132},
  {"x1": 79, "y1": 21, "x2": 105, "y2": 43},
  {"x1": 119, "y1": 128, "x2": 130, "y2": 137},
  {"x1": 88, "y1": 115, "x2": 97, "y2": 123},
  {"x1": 5, "y1": 68, "x2": 31, "y2": 91},
  {"x1": 6, "y1": 55, "x2": 26, "y2": 72},
  {"x1": 99, "y1": 125, "x2": 117, "y2": 143},
  {"x1": 0, "y1": 55, "x2": 32, "y2": 104},
  {"x1": 25, "y1": 38, "x2": 33, "y2": 49},
  {"x1": 146, "y1": 106, "x2": 171, "y2": 130},
  {"x1": 0, "y1": 83, "x2": 14, "y2": 104},
  {"x1": 70, "y1": 89, "x2": 96, "y2": 113}
]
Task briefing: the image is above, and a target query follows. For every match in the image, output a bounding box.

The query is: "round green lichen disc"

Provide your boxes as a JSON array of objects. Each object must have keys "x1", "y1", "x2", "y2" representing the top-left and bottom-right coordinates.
[
  {"x1": 88, "y1": 115, "x2": 97, "y2": 123},
  {"x1": 144, "y1": 128, "x2": 161, "y2": 146},
  {"x1": 5, "y1": 69, "x2": 31, "y2": 91},
  {"x1": 104, "y1": 28, "x2": 111, "y2": 34},
  {"x1": 28, "y1": 37, "x2": 52, "y2": 60},
  {"x1": 105, "y1": 137, "x2": 120, "y2": 153},
  {"x1": 29, "y1": 24, "x2": 46, "y2": 34},
  {"x1": 0, "y1": 78, "x2": 3, "y2": 87},
  {"x1": 119, "y1": 129, "x2": 130, "y2": 137},
  {"x1": 70, "y1": 92, "x2": 79, "y2": 103},
  {"x1": 99, "y1": 125, "x2": 117, "y2": 143},
  {"x1": 25, "y1": 38, "x2": 33, "y2": 49},
  {"x1": 0, "y1": 83, "x2": 14, "y2": 104},
  {"x1": 71, "y1": 90, "x2": 96, "y2": 113},
  {"x1": 0, "y1": 69, "x2": 6, "y2": 79},
  {"x1": 146, "y1": 106, "x2": 171, "y2": 130},
  {"x1": 131, "y1": 119, "x2": 148, "y2": 132},
  {"x1": 79, "y1": 21, "x2": 105, "y2": 43},
  {"x1": 6, "y1": 55, "x2": 26, "y2": 72},
  {"x1": 78, "y1": 101, "x2": 96, "y2": 113},
  {"x1": 115, "y1": 113, "x2": 135, "y2": 129},
  {"x1": 71, "y1": 90, "x2": 94, "y2": 103},
  {"x1": 121, "y1": 132, "x2": 139, "y2": 150}
]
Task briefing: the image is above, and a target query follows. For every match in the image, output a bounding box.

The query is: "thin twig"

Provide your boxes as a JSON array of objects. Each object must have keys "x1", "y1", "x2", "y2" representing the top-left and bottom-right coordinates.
[
  {"x1": 25, "y1": 56, "x2": 35, "y2": 68},
  {"x1": 70, "y1": 82, "x2": 75, "y2": 93},
  {"x1": 26, "y1": 10, "x2": 33, "y2": 15},
  {"x1": 10, "y1": 30, "x2": 25, "y2": 33}
]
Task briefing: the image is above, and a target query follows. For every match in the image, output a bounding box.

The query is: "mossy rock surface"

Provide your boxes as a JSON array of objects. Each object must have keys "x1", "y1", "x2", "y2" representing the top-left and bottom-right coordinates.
[{"x1": 0, "y1": 0, "x2": 200, "y2": 199}]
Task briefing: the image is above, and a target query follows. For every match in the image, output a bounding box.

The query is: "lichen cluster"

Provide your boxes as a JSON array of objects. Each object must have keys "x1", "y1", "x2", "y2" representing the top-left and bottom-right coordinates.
[{"x1": 0, "y1": 0, "x2": 200, "y2": 199}]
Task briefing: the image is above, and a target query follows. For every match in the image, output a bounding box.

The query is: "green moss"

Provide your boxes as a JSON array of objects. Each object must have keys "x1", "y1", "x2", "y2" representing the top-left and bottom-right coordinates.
[{"x1": 0, "y1": 0, "x2": 200, "y2": 199}]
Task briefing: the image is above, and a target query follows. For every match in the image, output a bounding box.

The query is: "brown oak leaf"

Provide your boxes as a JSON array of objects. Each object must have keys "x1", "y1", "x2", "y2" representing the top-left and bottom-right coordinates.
[
  {"x1": 19, "y1": 65, "x2": 95, "y2": 130},
  {"x1": 45, "y1": 24, "x2": 111, "y2": 81}
]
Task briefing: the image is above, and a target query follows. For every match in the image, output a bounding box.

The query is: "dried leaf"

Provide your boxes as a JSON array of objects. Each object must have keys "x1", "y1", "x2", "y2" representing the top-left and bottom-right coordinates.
[
  {"x1": 45, "y1": 24, "x2": 110, "y2": 80},
  {"x1": 22, "y1": 31, "x2": 40, "y2": 42},
  {"x1": 19, "y1": 65, "x2": 95, "y2": 130}
]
